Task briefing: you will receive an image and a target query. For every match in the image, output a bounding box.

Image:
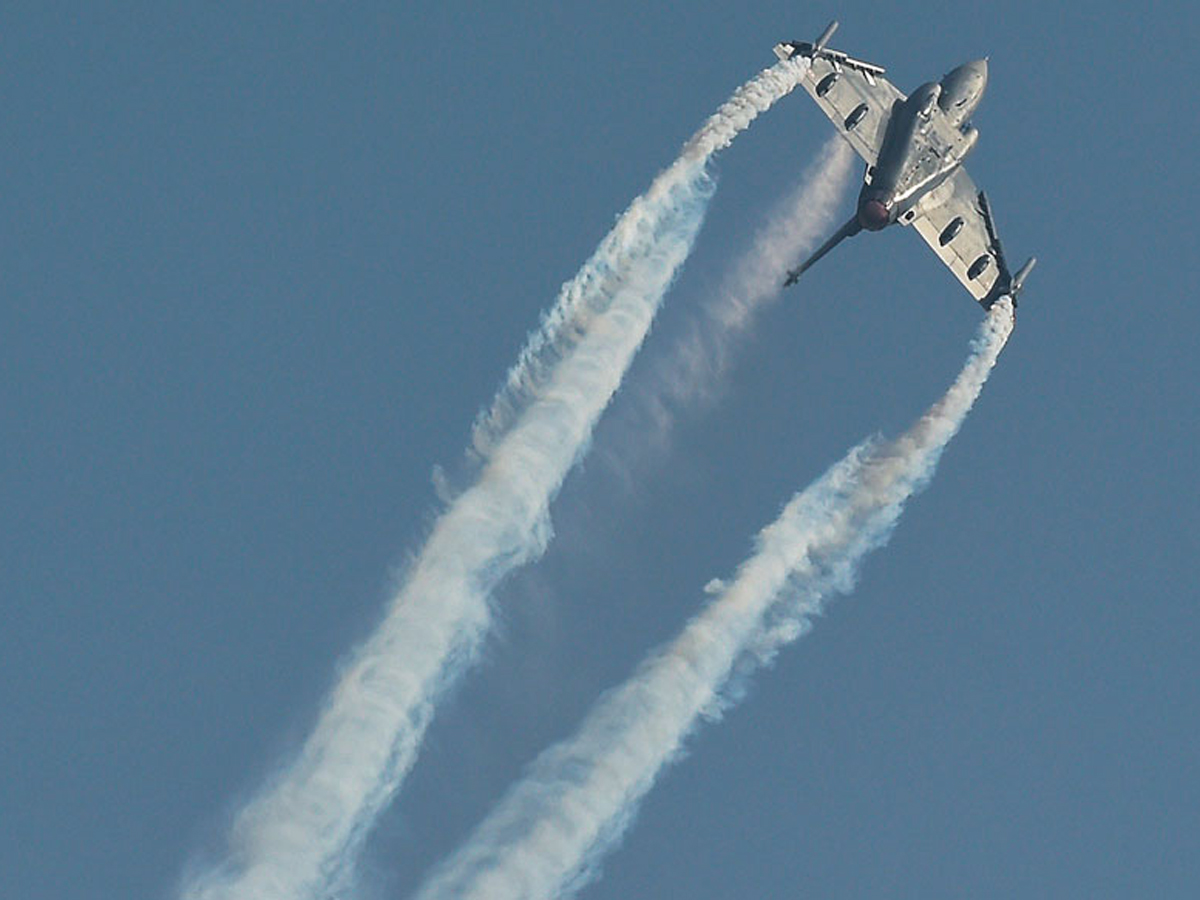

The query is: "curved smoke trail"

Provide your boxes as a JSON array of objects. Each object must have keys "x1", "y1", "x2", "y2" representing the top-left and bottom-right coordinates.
[
  {"x1": 180, "y1": 56, "x2": 810, "y2": 900},
  {"x1": 413, "y1": 299, "x2": 1016, "y2": 900}
]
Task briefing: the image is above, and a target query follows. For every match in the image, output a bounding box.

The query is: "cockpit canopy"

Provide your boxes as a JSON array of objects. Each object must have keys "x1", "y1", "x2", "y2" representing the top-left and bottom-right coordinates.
[{"x1": 938, "y1": 59, "x2": 988, "y2": 127}]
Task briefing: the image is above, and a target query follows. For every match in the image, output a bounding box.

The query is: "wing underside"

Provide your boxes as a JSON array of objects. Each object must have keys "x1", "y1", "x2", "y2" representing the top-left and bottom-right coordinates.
[
  {"x1": 793, "y1": 50, "x2": 906, "y2": 165},
  {"x1": 907, "y1": 168, "x2": 1007, "y2": 306}
]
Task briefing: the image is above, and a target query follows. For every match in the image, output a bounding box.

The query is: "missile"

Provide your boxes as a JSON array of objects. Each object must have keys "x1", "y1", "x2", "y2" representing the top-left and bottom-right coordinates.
[
  {"x1": 1010, "y1": 257, "x2": 1037, "y2": 297},
  {"x1": 813, "y1": 20, "x2": 839, "y2": 54},
  {"x1": 773, "y1": 20, "x2": 840, "y2": 62}
]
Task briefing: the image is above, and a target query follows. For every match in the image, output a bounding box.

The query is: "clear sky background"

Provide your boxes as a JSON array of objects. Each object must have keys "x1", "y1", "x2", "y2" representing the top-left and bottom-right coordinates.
[{"x1": 3, "y1": 3, "x2": 1197, "y2": 899}]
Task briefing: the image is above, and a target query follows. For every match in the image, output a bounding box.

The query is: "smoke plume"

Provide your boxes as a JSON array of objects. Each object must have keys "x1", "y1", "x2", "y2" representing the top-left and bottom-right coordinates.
[
  {"x1": 179, "y1": 57, "x2": 811, "y2": 900},
  {"x1": 413, "y1": 300, "x2": 1015, "y2": 900}
]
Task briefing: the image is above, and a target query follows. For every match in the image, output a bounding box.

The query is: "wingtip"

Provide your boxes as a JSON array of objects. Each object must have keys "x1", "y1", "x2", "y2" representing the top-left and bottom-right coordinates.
[{"x1": 1010, "y1": 256, "x2": 1037, "y2": 296}]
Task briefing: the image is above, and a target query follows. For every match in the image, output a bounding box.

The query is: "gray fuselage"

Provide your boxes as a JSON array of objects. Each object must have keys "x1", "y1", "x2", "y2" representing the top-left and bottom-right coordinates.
[{"x1": 857, "y1": 59, "x2": 988, "y2": 231}]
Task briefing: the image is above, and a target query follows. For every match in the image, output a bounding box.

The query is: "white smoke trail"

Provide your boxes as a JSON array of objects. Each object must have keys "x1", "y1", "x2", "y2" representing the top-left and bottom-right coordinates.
[
  {"x1": 179, "y1": 57, "x2": 810, "y2": 900},
  {"x1": 622, "y1": 133, "x2": 855, "y2": 462},
  {"x1": 413, "y1": 299, "x2": 1016, "y2": 900},
  {"x1": 470, "y1": 57, "x2": 813, "y2": 462}
]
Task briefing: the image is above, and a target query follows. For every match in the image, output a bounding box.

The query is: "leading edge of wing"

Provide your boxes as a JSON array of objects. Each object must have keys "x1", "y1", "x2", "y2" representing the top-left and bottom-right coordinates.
[{"x1": 777, "y1": 39, "x2": 905, "y2": 166}]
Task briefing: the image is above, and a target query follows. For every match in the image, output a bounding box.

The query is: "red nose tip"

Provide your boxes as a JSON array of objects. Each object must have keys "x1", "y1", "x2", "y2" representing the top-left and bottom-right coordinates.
[{"x1": 859, "y1": 199, "x2": 890, "y2": 230}]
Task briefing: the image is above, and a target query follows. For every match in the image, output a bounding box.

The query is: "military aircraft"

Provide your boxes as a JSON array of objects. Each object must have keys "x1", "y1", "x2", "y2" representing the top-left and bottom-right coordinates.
[{"x1": 776, "y1": 21, "x2": 1035, "y2": 309}]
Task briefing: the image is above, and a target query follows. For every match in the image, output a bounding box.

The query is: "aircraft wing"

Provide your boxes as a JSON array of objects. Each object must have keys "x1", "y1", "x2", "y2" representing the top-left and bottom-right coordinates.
[
  {"x1": 780, "y1": 43, "x2": 906, "y2": 166},
  {"x1": 906, "y1": 167, "x2": 1010, "y2": 308}
]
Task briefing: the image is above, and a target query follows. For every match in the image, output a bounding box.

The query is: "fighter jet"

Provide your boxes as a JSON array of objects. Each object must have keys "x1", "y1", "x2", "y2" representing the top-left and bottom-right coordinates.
[{"x1": 776, "y1": 22, "x2": 1035, "y2": 309}]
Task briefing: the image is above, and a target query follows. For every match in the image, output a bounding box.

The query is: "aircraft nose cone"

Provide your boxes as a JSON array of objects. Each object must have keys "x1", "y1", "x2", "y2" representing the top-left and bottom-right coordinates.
[
  {"x1": 859, "y1": 199, "x2": 890, "y2": 231},
  {"x1": 968, "y1": 58, "x2": 988, "y2": 82}
]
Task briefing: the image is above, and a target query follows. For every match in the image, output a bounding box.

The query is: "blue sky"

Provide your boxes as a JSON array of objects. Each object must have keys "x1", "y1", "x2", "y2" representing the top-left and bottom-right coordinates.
[{"x1": 3, "y1": 3, "x2": 1197, "y2": 898}]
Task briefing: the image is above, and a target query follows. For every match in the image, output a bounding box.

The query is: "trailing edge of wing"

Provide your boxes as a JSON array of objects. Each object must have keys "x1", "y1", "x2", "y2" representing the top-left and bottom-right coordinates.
[
  {"x1": 908, "y1": 170, "x2": 1034, "y2": 309},
  {"x1": 908, "y1": 169, "x2": 1006, "y2": 307},
  {"x1": 979, "y1": 192, "x2": 1037, "y2": 306}
]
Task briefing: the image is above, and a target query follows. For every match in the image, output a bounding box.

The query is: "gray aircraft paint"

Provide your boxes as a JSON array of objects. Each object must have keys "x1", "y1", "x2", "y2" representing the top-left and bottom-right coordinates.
[{"x1": 777, "y1": 22, "x2": 1035, "y2": 308}]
